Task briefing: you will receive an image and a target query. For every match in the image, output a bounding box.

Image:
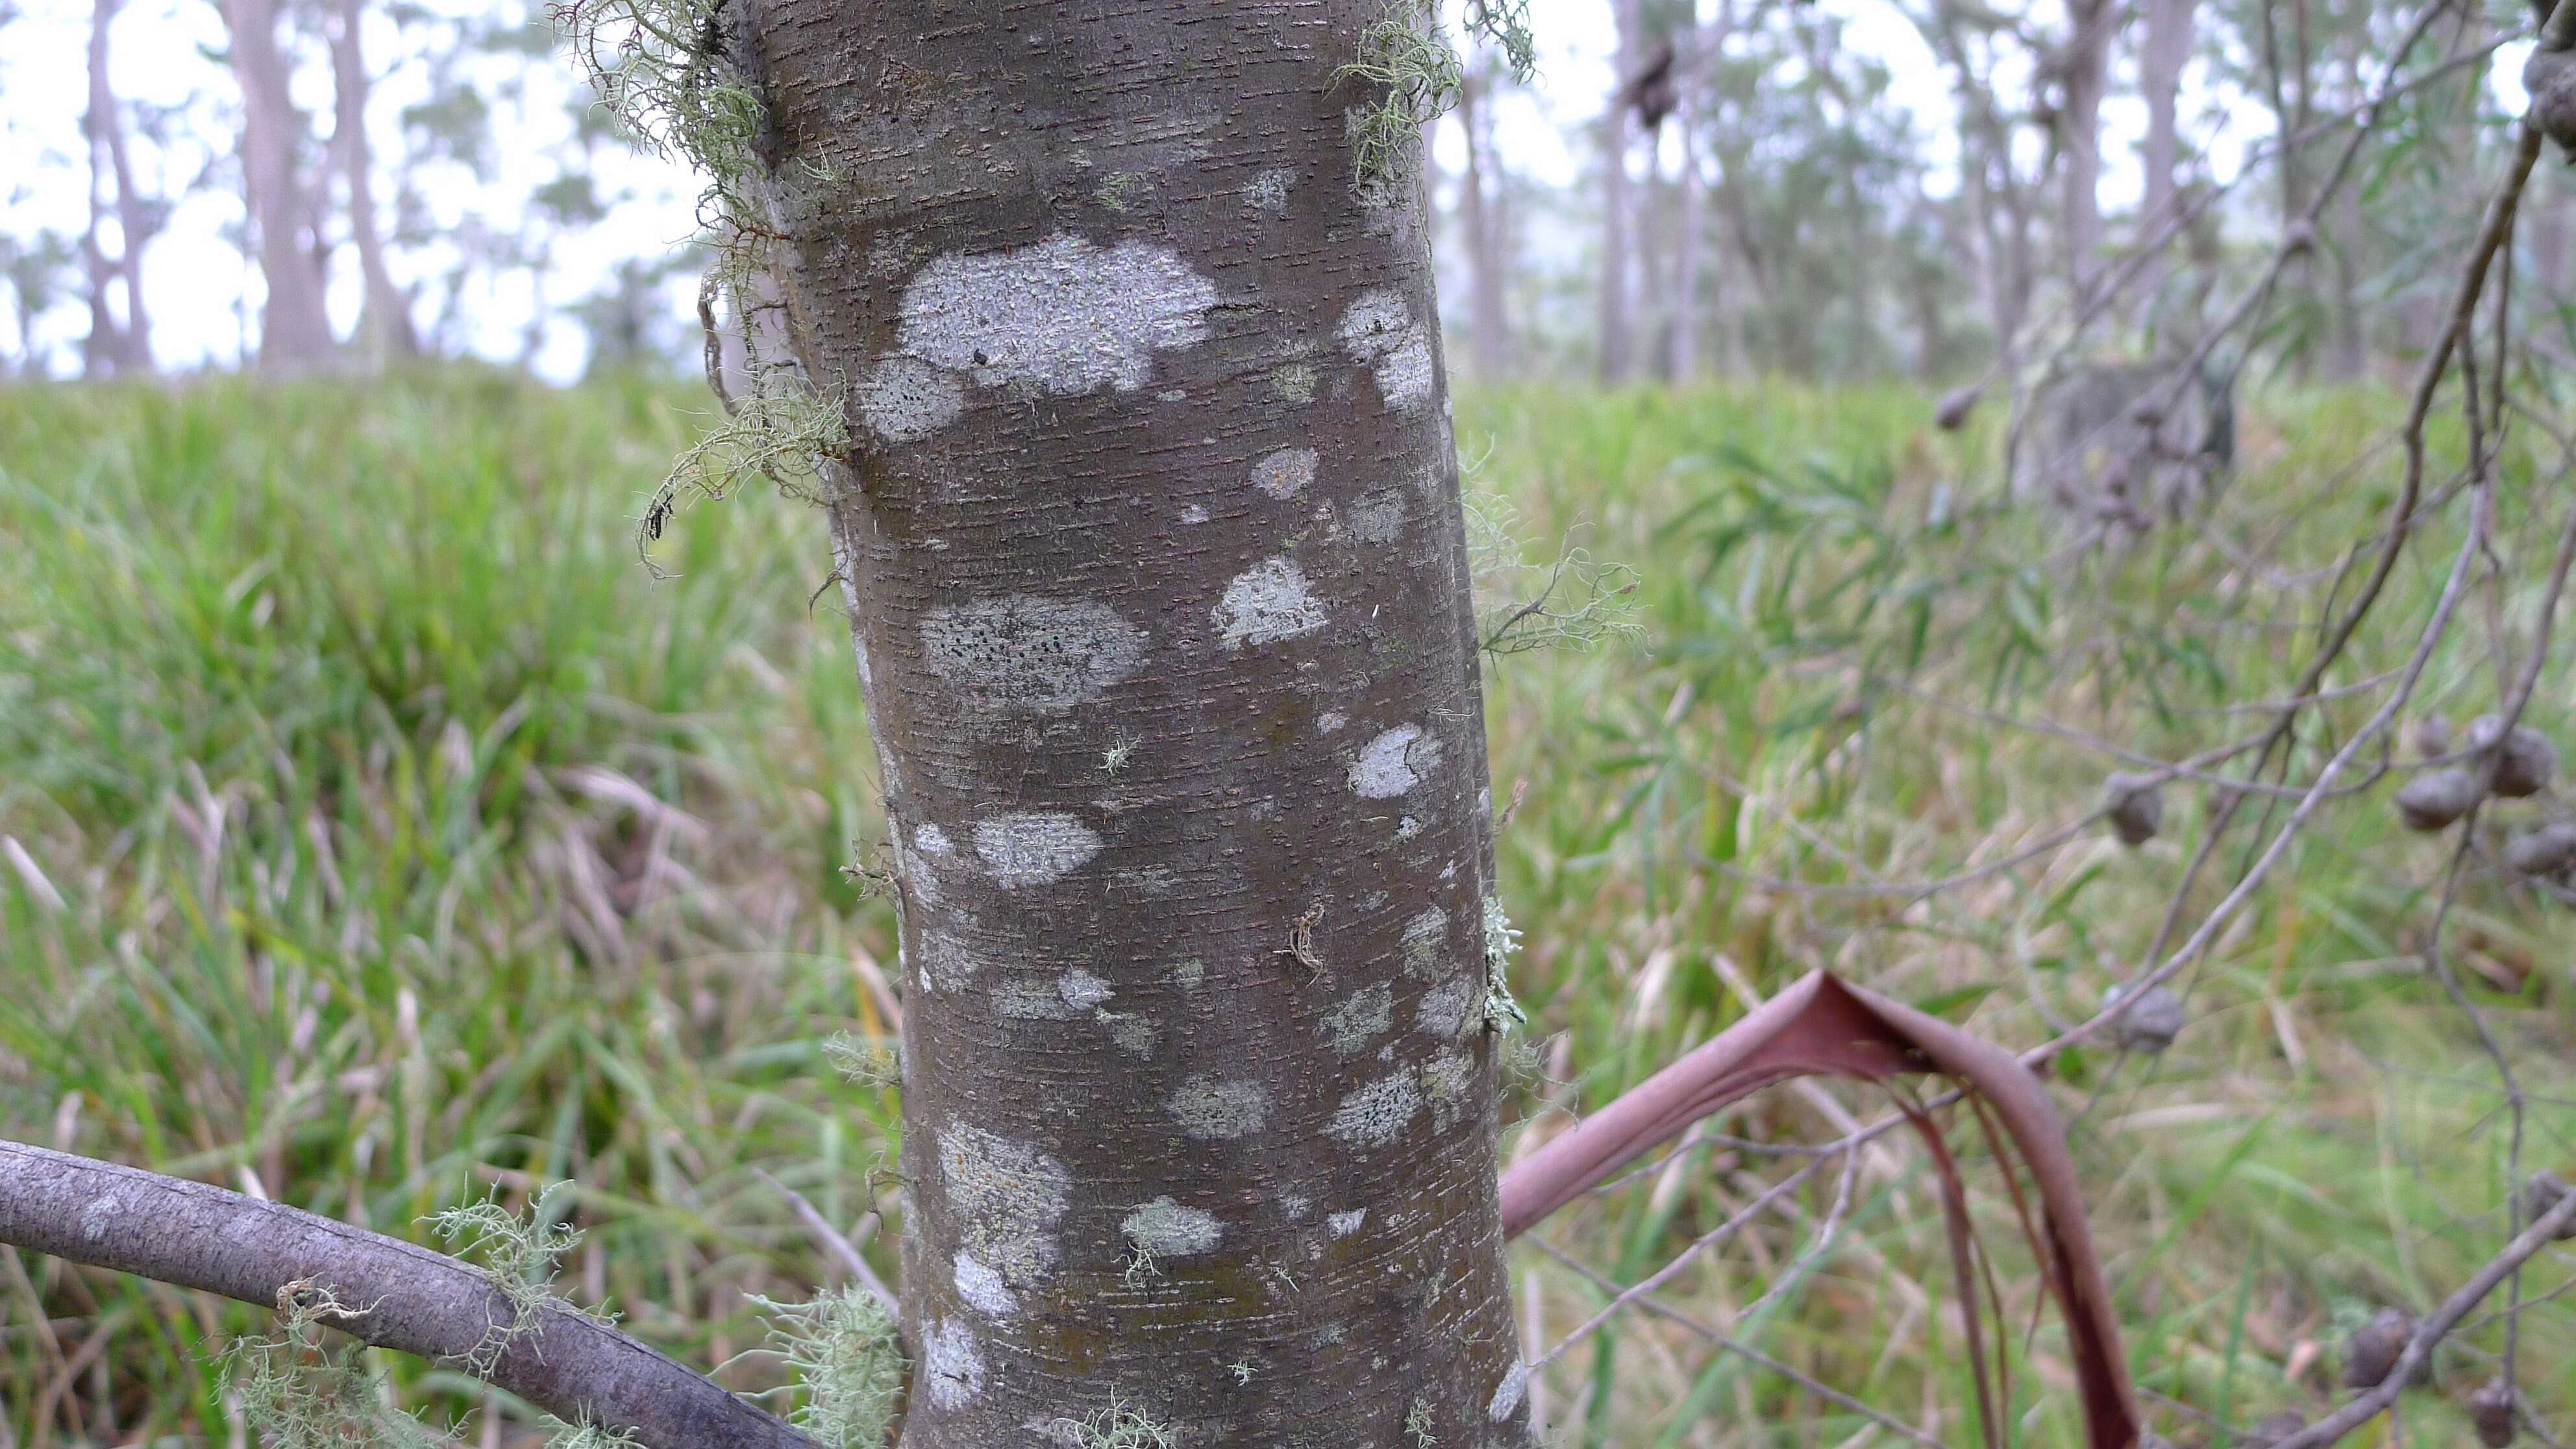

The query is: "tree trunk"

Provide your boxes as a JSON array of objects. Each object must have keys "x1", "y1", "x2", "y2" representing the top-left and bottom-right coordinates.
[
  {"x1": 2137, "y1": 0, "x2": 2194, "y2": 237},
  {"x1": 2057, "y1": 0, "x2": 2112, "y2": 298},
  {"x1": 331, "y1": 0, "x2": 417, "y2": 364},
  {"x1": 82, "y1": 0, "x2": 153, "y2": 377},
  {"x1": 734, "y1": 2, "x2": 1536, "y2": 1444},
  {"x1": 1457, "y1": 65, "x2": 1511, "y2": 378},
  {"x1": 1597, "y1": 0, "x2": 1642, "y2": 381},
  {"x1": 1669, "y1": 105, "x2": 1702, "y2": 382},
  {"x1": 225, "y1": 0, "x2": 338, "y2": 373}
]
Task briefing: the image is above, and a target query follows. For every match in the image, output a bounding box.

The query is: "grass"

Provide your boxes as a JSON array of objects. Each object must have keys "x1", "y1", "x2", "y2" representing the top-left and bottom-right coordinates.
[{"x1": 0, "y1": 368, "x2": 2570, "y2": 1446}]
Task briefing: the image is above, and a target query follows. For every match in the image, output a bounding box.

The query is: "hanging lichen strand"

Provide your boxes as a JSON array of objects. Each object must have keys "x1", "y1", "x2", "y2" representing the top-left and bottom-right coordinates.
[
  {"x1": 555, "y1": 0, "x2": 847, "y2": 558},
  {"x1": 1338, "y1": 0, "x2": 1537, "y2": 191}
]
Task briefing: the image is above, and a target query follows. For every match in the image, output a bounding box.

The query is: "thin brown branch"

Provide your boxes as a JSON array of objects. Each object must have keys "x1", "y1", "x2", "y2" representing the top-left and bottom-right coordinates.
[{"x1": 0, "y1": 1140, "x2": 817, "y2": 1449}]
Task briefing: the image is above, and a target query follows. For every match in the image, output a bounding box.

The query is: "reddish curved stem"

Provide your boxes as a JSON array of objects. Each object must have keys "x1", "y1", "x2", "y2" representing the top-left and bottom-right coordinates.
[{"x1": 1497, "y1": 971, "x2": 2140, "y2": 1449}]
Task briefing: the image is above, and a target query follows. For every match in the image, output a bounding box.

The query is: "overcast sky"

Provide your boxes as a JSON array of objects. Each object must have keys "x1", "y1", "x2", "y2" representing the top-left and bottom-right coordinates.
[{"x1": 3, "y1": 0, "x2": 2480, "y2": 379}]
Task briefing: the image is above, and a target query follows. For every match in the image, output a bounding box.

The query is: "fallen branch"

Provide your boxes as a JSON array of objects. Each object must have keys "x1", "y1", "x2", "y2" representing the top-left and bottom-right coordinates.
[{"x1": 0, "y1": 1140, "x2": 817, "y2": 1449}]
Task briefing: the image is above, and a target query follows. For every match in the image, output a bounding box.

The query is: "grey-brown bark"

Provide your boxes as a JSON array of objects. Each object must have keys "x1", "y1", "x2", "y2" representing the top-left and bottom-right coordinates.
[
  {"x1": 0, "y1": 1141, "x2": 813, "y2": 1449},
  {"x1": 331, "y1": 0, "x2": 417, "y2": 364},
  {"x1": 225, "y1": 0, "x2": 338, "y2": 372},
  {"x1": 728, "y1": 2, "x2": 1537, "y2": 1444}
]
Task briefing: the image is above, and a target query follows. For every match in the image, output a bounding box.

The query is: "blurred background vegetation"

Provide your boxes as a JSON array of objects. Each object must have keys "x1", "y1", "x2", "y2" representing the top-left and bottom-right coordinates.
[
  {"x1": 0, "y1": 371, "x2": 2568, "y2": 1443},
  {"x1": 5, "y1": 0, "x2": 2576, "y2": 1441}
]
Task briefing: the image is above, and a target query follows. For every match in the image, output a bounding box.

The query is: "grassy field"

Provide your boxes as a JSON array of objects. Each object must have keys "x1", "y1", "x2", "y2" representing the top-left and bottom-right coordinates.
[{"x1": 1, "y1": 370, "x2": 2570, "y2": 1446}]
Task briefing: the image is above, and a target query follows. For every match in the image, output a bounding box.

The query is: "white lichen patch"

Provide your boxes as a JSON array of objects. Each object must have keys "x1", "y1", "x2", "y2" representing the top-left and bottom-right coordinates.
[
  {"x1": 1251, "y1": 447, "x2": 1319, "y2": 500},
  {"x1": 1170, "y1": 958, "x2": 1207, "y2": 990},
  {"x1": 1400, "y1": 907, "x2": 1448, "y2": 975},
  {"x1": 1488, "y1": 1364, "x2": 1531, "y2": 1423},
  {"x1": 914, "y1": 823, "x2": 955, "y2": 855},
  {"x1": 1423, "y1": 1046, "x2": 1477, "y2": 1132},
  {"x1": 922, "y1": 595, "x2": 1146, "y2": 712},
  {"x1": 1057, "y1": 968, "x2": 1115, "y2": 1010},
  {"x1": 1180, "y1": 503, "x2": 1211, "y2": 525},
  {"x1": 995, "y1": 976, "x2": 1084, "y2": 1021},
  {"x1": 1328, "y1": 1208, "x2": 1367, "y2": 1238},
  {"x1": 1324, "y1": 983, "x2": 1394, "y2": 1057},
  {"x1": 1246, "y1": 167, "x2": 1296, "y2": 212},
  {"x1": 896, "y1": 234, "x2": 1220, "y2": 395},
  {"x1": 1282, "y1": 1195, "x2": 1313, "y2": 1220},
  {"x1": 937, "y1": 1126, "x2": 1072, "y2": 1287},
  {"x1": 1099, "y1": 1010, "x2": 1158, "y2": 1058},
  {"x1": 923, "y1": 1319, "x2": 987, "y2": 1409},
  {"x1": 1122, "y1": 1197, "x2": 1223, "y2": 1258},
  {"x1": 954, "y1": 1253, "x2": 1018, "y2": 1317},
  {"x1": 1395, "y1": 815, "x2": 1422, "y2": 841},
  {"x1": 1337, "y1": 288, "x2": 1436, "y2": 415},
  {"x1": 1414, "y1": 974, "x2": 1477, "y2": 1039},
  {"x1": 915, "y1": 930, "x2": 989, "y2": 995},
  {"x1": 80, "y1": 1193, "x2": 119, "y2": 1243},
  {"x1": 1317, "y1": 710, "x2": 1349, "y2": 734},
  {"x1": 1350, "y1": 724, "x2": 1441, "y2": 798},
  {"x1": 1272, "y1": 362, "x2": 1318, "y2": 405},
  {"x1": 854, "y1": 354, "x2": 967, "y2": 443},
  {"x1": 1164, "y1": 1075, "x2": 1270, "y2": 1139},
  {"x1": 1216, "y1": 558, "x2": 1328, "y2": 647},
  {"x1": 1324, "y1": 1068, "x2": 1422, "y2": 1148},
  {"x1": 1349, "y1": 485, "x2": 1408, "y2": 543},
  {"x1": 972, "y1": 811, "x2": 1104, "y2": 888}
]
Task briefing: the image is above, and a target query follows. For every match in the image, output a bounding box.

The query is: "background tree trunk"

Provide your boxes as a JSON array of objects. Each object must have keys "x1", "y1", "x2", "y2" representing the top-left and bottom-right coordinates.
[
  {"x1": 82, "y1": 0, "x2": 153, "y2": 376},
  {"x1": 1597, "y1": 0, "x2": 1642, "y2": 381},
  {"x1": 2057, "y1": 0, "x2": 2112, "y2": 297},
  {"x1": 332, "y1": 0, "x2": 417, "y2": 364},
  {"x1": 225, "y1": 0, "x2": 338, "y2": 373},
  {"x1": 1457, "y1": 64, "x2": 1512, "y2": 378},
  {"x1": 737, "y1": 1, "x2": 1537, "y2": 1444}
]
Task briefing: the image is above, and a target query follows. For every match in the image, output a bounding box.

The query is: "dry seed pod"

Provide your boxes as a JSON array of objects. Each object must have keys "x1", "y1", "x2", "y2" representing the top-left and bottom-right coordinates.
[
  {"x1": 2470, "y1": 1377, "x2": 2517, "y2": 1448},
  {"x1": 2105, "y1": 772, "x2": 2164, "y2": 846},
  {"x1": 2502, "y1": 823, "x2": 2576, "y2": 878},
  {"x1": 2520, "y1": 1170, "x2": 2576, "y2": 1239},
  {"x1": 2340, "y1": 1306, "x2": 2427, "y2": 1389},
  {"x1": 2394, "y1": 767, "x2": 2481, "y2": 831},
  {"x1": 2106, "y1": 982, "x2": 2186, "y2": 1054},
  {"x1": 2466, "y1": 714, "x2": 2557, "y2": 799},
  {"x1": 2242, "y1": 1409, "x2": 2307, "y2": 1448},
  {"x1": 1935, "y1": 384, "x2": 1982, "y2": 431},
  {"x1": 2411, "y1": 715, "x2": 2453, "y2": 760}
]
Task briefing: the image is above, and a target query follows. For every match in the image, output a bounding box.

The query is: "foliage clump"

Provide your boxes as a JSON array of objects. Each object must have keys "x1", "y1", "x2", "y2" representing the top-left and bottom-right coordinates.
[
  {"x1": 1480, "y1": 893, "x2": 1526, "y2": 1032},
  {"x1": 425, "y1": 1185, "x2": 595, "y2": 1374},
  {"x1": 557, "y1": 0, "x2": 847, "y2": 556},
  {"x1": 227, "y1": 1282, "x2": 447, "y2": 1449},
  {"x1": 1466, "y1": 489, "x2": 1642, "y2": 658},
  {"x1": 756, "y1": 1286, "x2": 907, "y2": 1447},
  {"x1": 1044, "y1": 1392, "x2": 1175, "y2": 1449},
  {"x1": 638, "y1": 367, "x2": 850, "y2": 568},
  {"x1": 1335, "y1": 0, "x2": 1537, "y2": 191}
]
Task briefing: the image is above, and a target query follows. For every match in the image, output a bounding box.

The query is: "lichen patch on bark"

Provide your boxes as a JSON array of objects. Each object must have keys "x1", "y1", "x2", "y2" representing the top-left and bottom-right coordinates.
[
  {"x1": 937, "y1": 1124, "x2": 1072, "y2": 1288},
  {"x1": 1337, "y1": 287, "x2": 1435, "y2": 415},
  {"x1": 971, "y1": 811, "x2": 1105, "y2": 887},
  {"x1": 1324, "y1": 1068, "x2": 1423, "y2": 1148},
  {"x1": 896, "y1": 233, "x2": 1220, "y2": 395},
  {"x1": 1215, "y1": 558, "x2": 1328, "y2": 647},
  {"x1": 1251, "y1": 446, "x2": 1319, "y2": 499},
  {"x1": 1350, "y1": 724, "x2": 1441, "y2": 798},
  {"x1": 1165, "y1": 1074, "x2": 1272, "y2": 1139},
  {"x1": 921, "y1": 594, "x2": 1146, "y2": 712}
]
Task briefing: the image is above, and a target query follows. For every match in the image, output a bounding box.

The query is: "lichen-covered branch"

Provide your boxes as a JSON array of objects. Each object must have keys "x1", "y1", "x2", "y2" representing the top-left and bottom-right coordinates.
[{"x1": 0, "y1": 1139, "x2": 818, "y2": 1449}]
